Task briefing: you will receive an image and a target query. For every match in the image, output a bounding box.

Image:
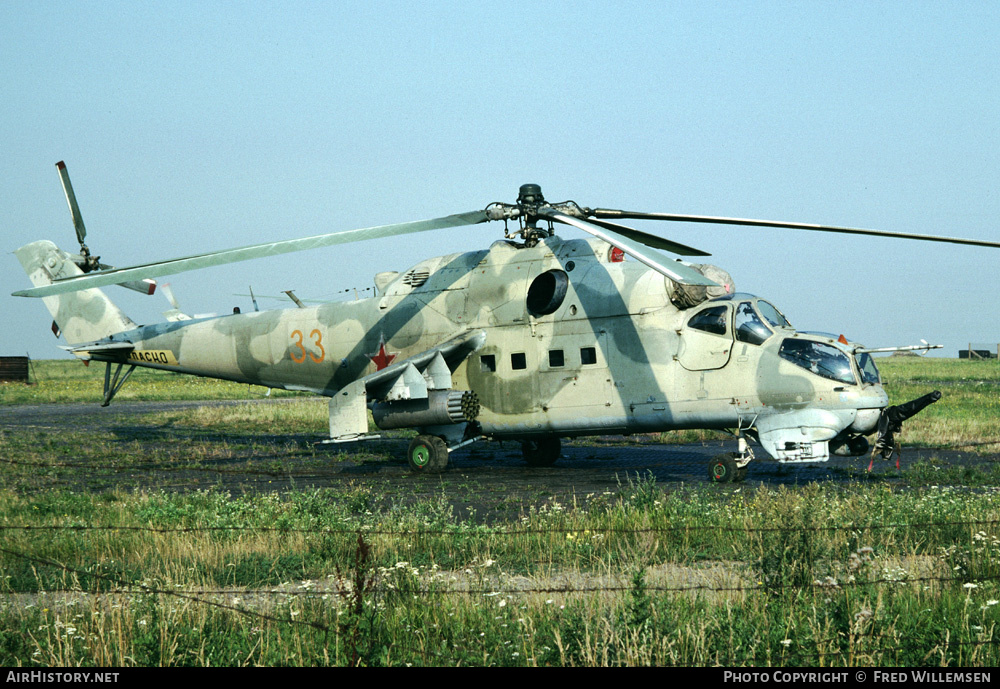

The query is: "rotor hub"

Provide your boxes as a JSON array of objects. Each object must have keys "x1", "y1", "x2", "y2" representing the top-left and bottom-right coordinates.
[{"x1": 517, "y1": 183, "x2": 545, "y2": 207}]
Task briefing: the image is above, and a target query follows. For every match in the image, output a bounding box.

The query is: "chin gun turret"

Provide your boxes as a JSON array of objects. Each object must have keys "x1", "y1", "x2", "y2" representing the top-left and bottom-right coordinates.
[{"x1": 872, "y1": 390, "x2": 942, "y2": 459}]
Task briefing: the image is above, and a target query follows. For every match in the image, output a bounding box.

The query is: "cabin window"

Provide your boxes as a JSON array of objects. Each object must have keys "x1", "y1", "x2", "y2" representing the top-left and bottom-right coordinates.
[
  {"x1": 580, "y1": 346, "x2": 597, "y2": 365},
  {"x1": 511, "y1": 352, "x2": 527, "y2": 370},
  {"x1": 688, "y1": 306, "x2": 728, "y2": 336},
  {"x1": 549, "y1": 350, "x2": 565, "y2": 367},
  {"x1": 480, "y1": 354, "x2": 496, "y2": 373}
]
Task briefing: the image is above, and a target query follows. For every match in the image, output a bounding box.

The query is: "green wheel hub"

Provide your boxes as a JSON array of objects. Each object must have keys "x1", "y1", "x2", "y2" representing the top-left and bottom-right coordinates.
[
  {"x1": 411, "y1": 443, "x2": 431, "y2": 467},
  {"x1": 407, "y1": 435, "x2": 448, "y2": 473}
]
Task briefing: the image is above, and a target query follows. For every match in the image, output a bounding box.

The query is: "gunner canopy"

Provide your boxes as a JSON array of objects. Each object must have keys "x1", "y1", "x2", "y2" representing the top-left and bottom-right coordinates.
[{"x1": 779, "y1": 339, "x2": 856, "y2": 385}]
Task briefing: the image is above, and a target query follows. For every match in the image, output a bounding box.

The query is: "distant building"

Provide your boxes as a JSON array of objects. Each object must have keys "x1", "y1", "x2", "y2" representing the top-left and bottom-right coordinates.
[{"x1": 0, "y1": 356, "x2": 30, "y2": 383}]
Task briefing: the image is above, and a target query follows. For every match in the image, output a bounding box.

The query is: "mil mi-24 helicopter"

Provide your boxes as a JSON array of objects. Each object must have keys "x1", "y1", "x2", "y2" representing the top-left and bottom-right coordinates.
[{"x1": 14, "y1": 163, "x2": 1000, "y2": 480}]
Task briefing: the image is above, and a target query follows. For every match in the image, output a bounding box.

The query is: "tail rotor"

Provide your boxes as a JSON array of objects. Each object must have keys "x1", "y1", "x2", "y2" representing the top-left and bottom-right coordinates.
[{"x1": 55, "y1": 161, "x2": 156, "y2": 296}]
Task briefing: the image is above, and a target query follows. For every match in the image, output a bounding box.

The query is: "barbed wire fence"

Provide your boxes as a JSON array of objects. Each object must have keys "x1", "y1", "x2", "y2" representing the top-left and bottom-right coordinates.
[
  {"x1": 2, "y1": 518, "x2": 998, "y2": 665},
  {"x1": 2, "y1": 426, "x2": 998, "y2": 664}
]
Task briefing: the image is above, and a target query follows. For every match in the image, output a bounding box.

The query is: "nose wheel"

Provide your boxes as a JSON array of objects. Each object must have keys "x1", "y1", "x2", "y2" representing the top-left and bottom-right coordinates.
[
  {"x1": 708, "y1": 452, "x2": 753, "y2": 483},
  {"x1": 708, "y1": 453, "x2": 744, "y2": 483},
  {"x1": 709, "y1": 428, "x2": 755, "y2": 483}
]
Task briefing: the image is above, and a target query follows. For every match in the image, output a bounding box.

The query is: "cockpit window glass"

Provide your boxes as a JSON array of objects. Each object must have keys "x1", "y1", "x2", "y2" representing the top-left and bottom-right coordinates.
[
  {"x1": 856, "y1": 352, "x2": 880, "y2": 385},
  {"x1": 735, "y1": 302, "x2": 772, "y2": 345},
  {"x1": 687, "y1": 306, "x2": 729, "y2": 336},
  {"x1": 756, "y1": 300, "x2": 791, "y2": 328},
  {"x1": 779, "y1": 339, "x2": 856, "y2": 385}
]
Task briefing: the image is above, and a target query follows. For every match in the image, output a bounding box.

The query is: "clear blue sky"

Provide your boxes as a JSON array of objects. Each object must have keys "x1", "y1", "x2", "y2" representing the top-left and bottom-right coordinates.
[{"x1": 3, "y1": 1, "x2": 998, "y2": 363}]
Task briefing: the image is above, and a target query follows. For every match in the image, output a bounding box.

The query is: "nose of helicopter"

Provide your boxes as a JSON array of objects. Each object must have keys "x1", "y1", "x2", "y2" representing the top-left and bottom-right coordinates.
[
  {"x1": 850, "y1": 408, "x2": 882, "y2": 434},
  {"x1": 848, "y1": 385, "x2": 890, "y2": 433}
]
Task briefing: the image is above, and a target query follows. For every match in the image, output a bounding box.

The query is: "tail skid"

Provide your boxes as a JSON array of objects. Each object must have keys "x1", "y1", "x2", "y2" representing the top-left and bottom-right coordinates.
[{"x1": 15, "y1": 240, "x2": 138, "y2": 345}]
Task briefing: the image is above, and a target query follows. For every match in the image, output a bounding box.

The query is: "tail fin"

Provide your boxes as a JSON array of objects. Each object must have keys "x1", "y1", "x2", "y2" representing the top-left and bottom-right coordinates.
[{"x1": 16, "y1": 240, "x2": 138, "y2": 345}]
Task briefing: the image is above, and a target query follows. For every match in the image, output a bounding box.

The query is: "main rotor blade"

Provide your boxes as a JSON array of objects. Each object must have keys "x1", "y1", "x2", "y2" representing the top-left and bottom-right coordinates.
[
  {"x1": 14, "y1": 210, "x2": 489, "y2": 298},
  {"x1": 590, "y1": 209, "x2": 1000, "y2": 249},
  {"x1": 572, "y1": 216, "x2": 710, "y2": 256},
  {"x1": 539, "y1": 209, "x2": 717, "y2": 286}
]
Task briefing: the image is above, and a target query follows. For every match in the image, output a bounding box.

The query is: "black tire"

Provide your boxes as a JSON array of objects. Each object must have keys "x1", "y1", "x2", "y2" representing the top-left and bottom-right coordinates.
[
  {"x1": 708, "y1": 452, "x2": 739, "y2": 483},
  {"x1": 522, "y1": 437, "x2": 561, "y2": 467},
  {"x1": 407, "y1": 435, "x2": 449, "y2": 473}
]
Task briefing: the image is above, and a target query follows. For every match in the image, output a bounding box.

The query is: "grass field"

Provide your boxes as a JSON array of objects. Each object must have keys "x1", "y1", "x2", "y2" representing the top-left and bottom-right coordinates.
[
  {"x1": 5, "y1": 357, "x2": 1000, "y2": 448},
  {"x1": 0, "y1": 357, "x2": 997, "y2": 666}
]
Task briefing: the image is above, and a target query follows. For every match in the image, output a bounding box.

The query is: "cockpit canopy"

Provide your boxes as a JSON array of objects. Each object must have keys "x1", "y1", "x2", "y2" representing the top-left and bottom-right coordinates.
[
  {"x1": 690, "y1": 293, "x2": 881, "y2": 386},
  {"x1": 690, "y1": 293, "x2": 792, "y2": 346},
  {"x1": 778, "y1": 338, "x2": 856, "y2": 385}
]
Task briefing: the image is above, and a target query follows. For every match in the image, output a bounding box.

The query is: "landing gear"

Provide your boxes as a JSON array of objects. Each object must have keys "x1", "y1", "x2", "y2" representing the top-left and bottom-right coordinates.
[
  {"x1": 707, "y1": 425, "x2": 756, "y2": 483},
  {"x1": 522, "y1": 437, "x2": 561, "y2": 467},
  {"x1": 407, "y1": 435, "x2": 449, "y2": 473},
  {"x1": 708, "y1": 452, "x2": 741, "y2": 483},
  {"x1": 708, "y1": 433, "x2": 754, "y2": 483}
]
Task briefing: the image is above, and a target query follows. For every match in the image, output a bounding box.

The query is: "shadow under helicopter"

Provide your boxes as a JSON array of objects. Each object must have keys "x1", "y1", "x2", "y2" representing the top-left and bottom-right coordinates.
[
  {"x1": 1, "y1": 401, "x2": 991, "y2": 499},
  {"x1": 99, "y1": 423, "x2": 995, "y2": 491}
]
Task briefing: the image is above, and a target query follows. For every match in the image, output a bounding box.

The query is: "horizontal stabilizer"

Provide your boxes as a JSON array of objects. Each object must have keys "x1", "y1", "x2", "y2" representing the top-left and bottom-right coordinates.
[{"x1": 60, "y1": 340, "x2": 135, "y2": 361}]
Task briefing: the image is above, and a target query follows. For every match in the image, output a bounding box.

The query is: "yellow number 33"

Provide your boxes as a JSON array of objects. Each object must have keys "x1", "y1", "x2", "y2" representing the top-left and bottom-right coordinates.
[{"x1": 290, "y1": 329, "x2": 325, "y2": 364}]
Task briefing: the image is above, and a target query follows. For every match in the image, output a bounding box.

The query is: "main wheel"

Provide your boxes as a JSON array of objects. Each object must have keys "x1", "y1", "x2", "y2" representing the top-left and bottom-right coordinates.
[
  {"x1": 708, "y1": 452, "x2": 740, "y2": 483},
  {"x1": 522, "y1": 437, "x2": 561, "y2": 467},
  {"x1": 408, "y1": 435, "x2": 449, "y2": 473}
]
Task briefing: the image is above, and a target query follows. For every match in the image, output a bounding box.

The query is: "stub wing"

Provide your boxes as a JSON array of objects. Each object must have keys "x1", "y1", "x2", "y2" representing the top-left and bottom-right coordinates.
[
  {"x1": 326, "y1": 329, "x2": 486, "y2": 442},
  {"x1": 361, "y1": 329, "x2": 486, "y2": 401}
]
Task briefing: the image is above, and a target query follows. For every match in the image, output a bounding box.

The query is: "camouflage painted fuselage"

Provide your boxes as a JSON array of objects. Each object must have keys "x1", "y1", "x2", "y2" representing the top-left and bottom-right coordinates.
[{"x1": 100, "y1": 236, "x2": 887, "y2": 450}]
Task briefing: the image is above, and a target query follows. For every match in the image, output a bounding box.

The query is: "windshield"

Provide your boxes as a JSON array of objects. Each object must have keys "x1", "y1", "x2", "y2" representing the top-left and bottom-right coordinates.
[
  {"x1": 710, "y1": 294, "x2": 791, "y2": 329},
  {"x1": 855, "y1": 352, "x2": 881, "y2": 384},
  {"x1": 735, "y1": 301, "x2": 772, "y2": 345},
  {"x1": 779, "y1": 338, "x2": 856, "y2": 385},
  {"x1": 756, "y1": 300, "x2": 791, "y2": 328}
]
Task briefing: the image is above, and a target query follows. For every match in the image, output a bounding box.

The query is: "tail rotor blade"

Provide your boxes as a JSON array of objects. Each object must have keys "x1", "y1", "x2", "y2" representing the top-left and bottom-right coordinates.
[{"x1": 55, "y1": 161, "x2": 89, "y2": 249}]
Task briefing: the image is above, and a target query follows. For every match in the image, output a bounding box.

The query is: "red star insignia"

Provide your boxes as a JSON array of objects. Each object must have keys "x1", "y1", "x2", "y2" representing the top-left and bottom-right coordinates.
[{"x1": 367, "y1": 336, "x2": 397, "y2": 371}]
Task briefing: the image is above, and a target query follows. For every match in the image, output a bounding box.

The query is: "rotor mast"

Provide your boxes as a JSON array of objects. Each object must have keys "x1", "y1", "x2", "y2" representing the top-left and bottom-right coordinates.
[
  {"x1": 486, "y1": 183, "x2": 563, "y2": 246},
  {"x1": 515, "y1": 183, "x2": 552, "y2": 245}
]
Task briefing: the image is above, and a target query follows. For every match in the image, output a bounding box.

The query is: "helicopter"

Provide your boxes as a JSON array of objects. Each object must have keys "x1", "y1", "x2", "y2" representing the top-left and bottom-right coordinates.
[{"x1": 14, "y1": 163, "x2": 1000, "y2": 480}]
